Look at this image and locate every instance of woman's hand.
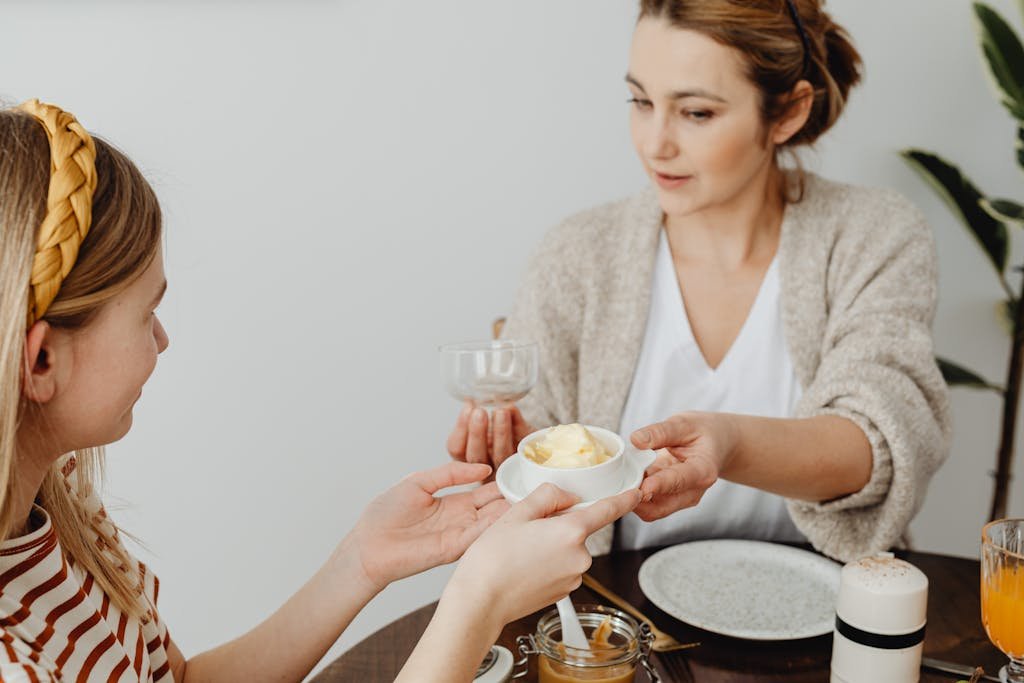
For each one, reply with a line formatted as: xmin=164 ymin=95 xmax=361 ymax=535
xmin=630 ymin=412 xmax=738 ymax=521
xmin=441 ymin=484 xmax=642 ymax=628
xmin=344 ymin=461 xmax=510 ymax=592
xmin=446 ymin=402 xmax=535 ymax=468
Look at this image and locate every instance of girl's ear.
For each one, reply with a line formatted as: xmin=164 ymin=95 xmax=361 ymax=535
xmin=23 ymin=321 xmax=59 ymax=404
xmin=771 ymin=79 xmax=814 ymax=146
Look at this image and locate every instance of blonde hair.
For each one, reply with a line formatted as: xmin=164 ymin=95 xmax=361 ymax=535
xmin=0 ymin=107 xmax=162 ymax=618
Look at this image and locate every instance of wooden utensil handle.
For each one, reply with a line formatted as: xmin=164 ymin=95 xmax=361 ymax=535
xmin=581 ymin=573 xmax=656 ymax=629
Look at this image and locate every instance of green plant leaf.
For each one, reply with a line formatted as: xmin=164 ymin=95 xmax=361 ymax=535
xmin=902 ymin=149 xmax=1009 ymax=274
xmin=1017 ymin=126 xmax=1024 ymax=169
xmin=937 ymin=356 xmax=1004 ymax=392
xmin=983 ymin=197 xmax=1024 ymax=223
xmin=975 ymin=2 xmax=1024 ymax=120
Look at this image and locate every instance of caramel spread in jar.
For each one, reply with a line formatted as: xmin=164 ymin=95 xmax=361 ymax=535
xmin=537 ymin=615 xmax=638 ymax=683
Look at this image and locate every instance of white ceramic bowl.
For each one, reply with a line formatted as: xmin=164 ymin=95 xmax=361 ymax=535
xmin=516 ymin=426 xmax=626 ymax=501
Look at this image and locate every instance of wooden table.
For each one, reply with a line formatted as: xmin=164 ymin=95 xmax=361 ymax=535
xmin=313 ymin=547 xmax=1006 ymax=682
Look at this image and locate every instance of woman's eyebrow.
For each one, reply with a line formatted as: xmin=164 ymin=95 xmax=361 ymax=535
xmin=669 ymin=88 xmax=727 ymax=103
xmin=625 ymin=74 xmax=727 ymax=103
xmin=625 ymin=73 xmax=647 ymax=91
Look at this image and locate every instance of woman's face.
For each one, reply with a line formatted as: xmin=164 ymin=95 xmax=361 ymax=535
xmin=627 ymin=17 xmax=776 ymax=218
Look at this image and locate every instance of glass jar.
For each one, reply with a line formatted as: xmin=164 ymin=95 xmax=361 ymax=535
xmin=513 ymin=604 xmax=658 ymax=682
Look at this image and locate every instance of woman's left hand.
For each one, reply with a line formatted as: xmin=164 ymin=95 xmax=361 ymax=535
xmin=630 ymin=412 xmax=737 ymax=521
xmin=345 ymin=462 xmax=509 ymax=592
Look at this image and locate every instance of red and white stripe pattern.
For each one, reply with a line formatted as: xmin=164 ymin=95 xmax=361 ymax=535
xmin=0 ymin=509 xmax=171 ymax=682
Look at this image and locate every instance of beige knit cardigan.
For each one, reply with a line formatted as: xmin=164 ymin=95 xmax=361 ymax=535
xmin=502 ymin=173 xmax=952 ymax=562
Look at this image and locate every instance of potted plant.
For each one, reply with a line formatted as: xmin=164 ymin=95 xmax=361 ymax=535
xmin=902 ymin=2 xmax=1024 ymax=521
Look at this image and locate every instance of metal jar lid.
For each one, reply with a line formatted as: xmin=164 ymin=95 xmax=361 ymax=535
xmin=474 ymin=645 xmax=513 ymax=683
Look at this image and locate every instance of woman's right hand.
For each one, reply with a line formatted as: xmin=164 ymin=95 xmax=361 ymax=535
xmin=446 ymin=402 xmax=535 ymax=468
xmin=441 ymin=484 xmax=642 ymax=628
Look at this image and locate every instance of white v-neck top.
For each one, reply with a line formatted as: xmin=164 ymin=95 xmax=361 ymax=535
xmin=616 ymin=231 xmax=806 ymax=549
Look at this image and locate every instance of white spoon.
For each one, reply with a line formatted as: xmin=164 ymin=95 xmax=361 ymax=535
xmin=555 ymin=596 xmax=590 ymax=651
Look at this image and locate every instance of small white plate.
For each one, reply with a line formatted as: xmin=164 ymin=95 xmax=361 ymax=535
xmin=496 ymin=447 xmax=655 ymax=510
xmin=638 ymin=539 xmax=841 ymax=640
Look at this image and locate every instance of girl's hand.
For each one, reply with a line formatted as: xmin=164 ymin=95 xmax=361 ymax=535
xmin=442 ymin=484 xmax=642 ymax=627
xmin=345 ymin=462 xmax=509 ymax=592
xmin=446 ymin=402 xmax=535 ymax=468
xmin=630 ymin=412 xmax=738 ymax=521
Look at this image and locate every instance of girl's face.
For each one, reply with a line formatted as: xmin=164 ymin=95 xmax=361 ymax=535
xmin=627 ymin=17 xmax=777 ymax=217
xmin=45 ymin=247 xmax=169 ymax=451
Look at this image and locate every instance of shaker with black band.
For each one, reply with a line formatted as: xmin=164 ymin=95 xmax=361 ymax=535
xmin=830 ymin=552 xmax=928 ymax=682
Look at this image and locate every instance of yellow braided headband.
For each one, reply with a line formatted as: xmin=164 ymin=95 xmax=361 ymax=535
xmin=18 ymin=99 xmax=98 ymax=327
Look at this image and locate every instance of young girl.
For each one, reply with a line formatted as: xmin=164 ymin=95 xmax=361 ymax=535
xmin=0 ymin=100 xmax=640 ymax=682
xmin=448 ymin=0 xmax=950 ymax=562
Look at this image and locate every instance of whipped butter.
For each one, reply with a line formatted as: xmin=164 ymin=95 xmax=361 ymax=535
xmin=523 ymin=424 xmax=612 ymax=468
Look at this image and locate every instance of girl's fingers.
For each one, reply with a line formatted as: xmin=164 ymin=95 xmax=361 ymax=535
xmin=409 ymin=461 xmax=492 ymax=494
xmin=459 ymin=499 xmax=512 ymax=554
xmin=477 ymin=497 xmax=511 ymax=522
xmin=470 ymin=481 xmax=505 ymax=508
xmin=569 ymin=489 xmax=642 ymax=535
xmin=507 ymin=483 xmax=580 ymax=522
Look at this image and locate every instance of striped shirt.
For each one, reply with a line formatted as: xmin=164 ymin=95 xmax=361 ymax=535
xmin=0 ymin=508 xmax=172 ymax=682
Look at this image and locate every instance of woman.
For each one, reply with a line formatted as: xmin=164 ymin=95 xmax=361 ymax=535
xmin=448 ymin=0 xmax=950 ymax=562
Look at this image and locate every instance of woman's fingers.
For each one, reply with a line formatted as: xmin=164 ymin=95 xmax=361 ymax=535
xmin=634 ymin=489 xmax=704 ymax=521
xmin=510 ymin=406 xmax=534 ymax=442
xmin=634 ymin=459 xmax=716 ymax=519
xmin=649 ymin=448 xmax=676 ymax=469
xmin=631 ymin=415 xmax=698 ymax=451
xmin=446 ymin=403 xmax=473 ymax=461
xmin=465 ymin=408 xmax=491 ymax=464
xmin=492 ymin=408 xmax=514 ymax=465
xmin=639 ymin=459 xmax=704 ymax=499
xmin=447 ymin=403 xmax=531 ymax=467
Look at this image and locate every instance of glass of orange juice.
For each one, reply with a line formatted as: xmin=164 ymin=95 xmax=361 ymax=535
xmin=982 ymin=518 xmax=1024 ymax=682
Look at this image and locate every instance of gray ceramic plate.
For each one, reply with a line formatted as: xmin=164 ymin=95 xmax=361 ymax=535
xmin=638 ymin=539 xmax=841 ymax=640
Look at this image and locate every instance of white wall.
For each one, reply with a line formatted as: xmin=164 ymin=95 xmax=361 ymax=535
xmin=3 ymin=0 xmax=1021 ymax=677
